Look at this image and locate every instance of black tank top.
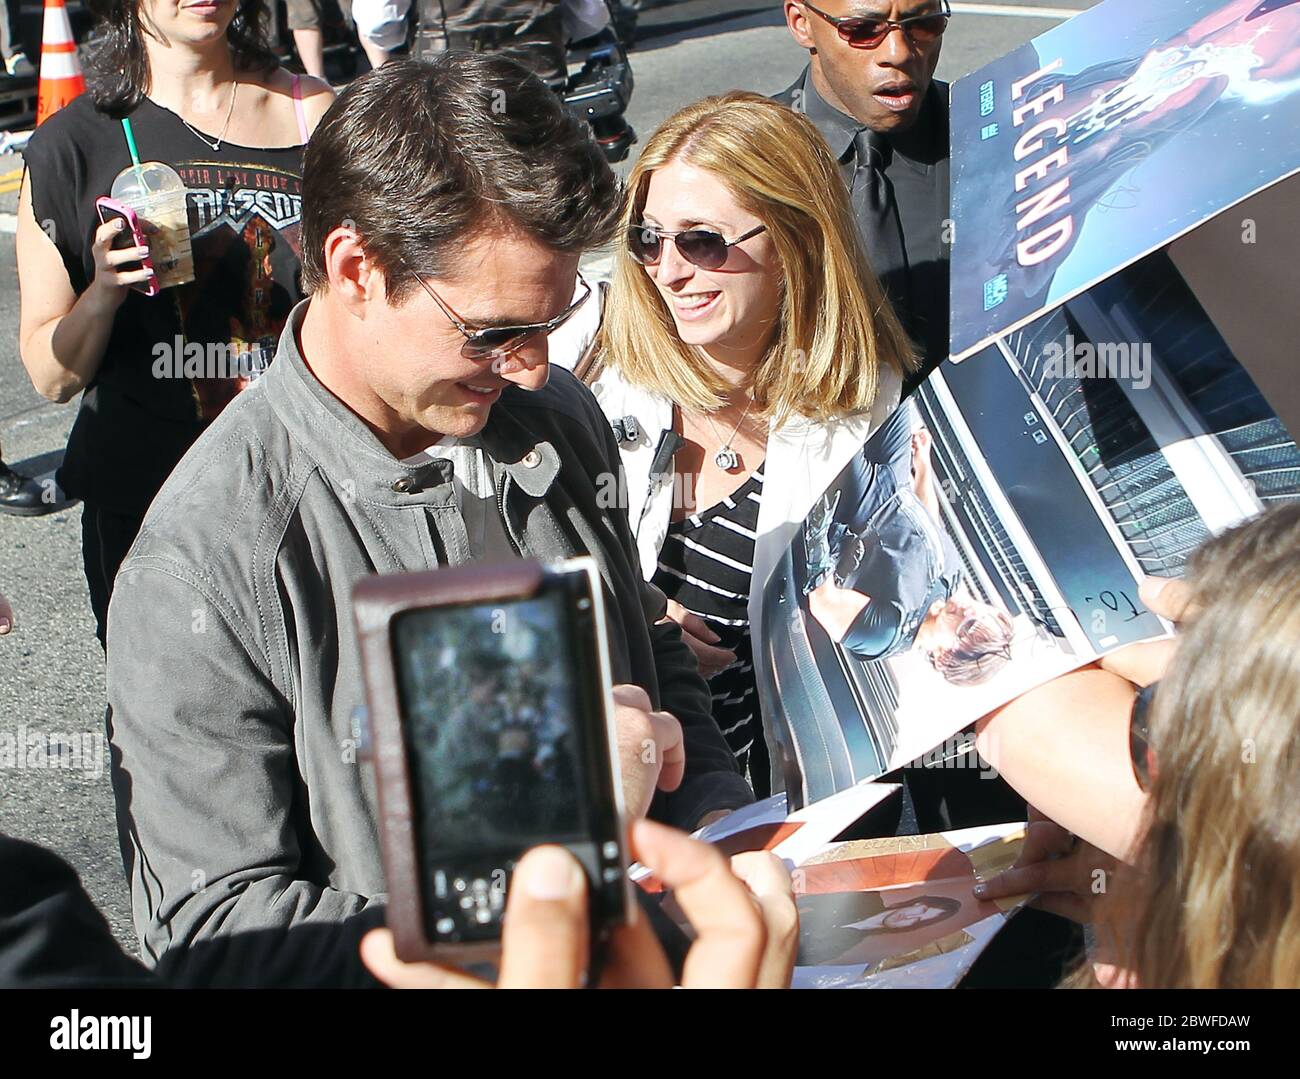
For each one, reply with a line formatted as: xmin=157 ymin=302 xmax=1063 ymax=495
xmin=23 ymin=92 xmax=308 ymax=515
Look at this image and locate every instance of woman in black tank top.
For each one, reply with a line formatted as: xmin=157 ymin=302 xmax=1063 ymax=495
xmin=15 ymin=0 xmax=333 ymax=645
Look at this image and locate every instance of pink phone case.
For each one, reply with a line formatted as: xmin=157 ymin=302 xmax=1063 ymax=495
xmin=95 ymin=196 xmax=160 ymax=298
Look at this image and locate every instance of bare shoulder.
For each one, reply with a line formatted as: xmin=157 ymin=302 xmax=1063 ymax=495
xmin=248 ymin=67 xmax=336 ymax=134
xmin=294 ymin=75 xmax=337 ymax=131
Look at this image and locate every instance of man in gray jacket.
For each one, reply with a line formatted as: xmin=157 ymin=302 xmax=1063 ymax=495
xmin=104 ymin=55 xmax=754 ymax=988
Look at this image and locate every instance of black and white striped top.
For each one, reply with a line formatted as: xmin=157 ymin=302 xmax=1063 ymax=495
xmin=651 ymin=464 xmax=771 ymax=798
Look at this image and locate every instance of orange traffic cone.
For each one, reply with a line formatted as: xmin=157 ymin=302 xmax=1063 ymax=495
xmin=35 ymin=0 xmax=86 ymax=127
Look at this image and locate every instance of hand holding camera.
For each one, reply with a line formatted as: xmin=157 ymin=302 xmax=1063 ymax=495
xmin=354 ymin=557 xmax=648 ymax=965
xmin=359 ymin=818 xmax=798 ymax=989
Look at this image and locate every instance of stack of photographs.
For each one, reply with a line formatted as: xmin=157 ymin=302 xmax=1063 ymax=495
xmin=790 ymin=824 xmax=1030 ymax=989
xmin=755 ymin=0 xmax=1300 ymax=809
xmin=757 ymin=247 xmax=1298 ymax=807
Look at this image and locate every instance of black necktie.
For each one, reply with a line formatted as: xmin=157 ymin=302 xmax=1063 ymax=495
xmin=851 ymin=128 xmax=911 ymax=322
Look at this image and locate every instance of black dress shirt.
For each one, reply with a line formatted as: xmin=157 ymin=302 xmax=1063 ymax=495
xmin=777 ymin=66 xmax=951 ymax=394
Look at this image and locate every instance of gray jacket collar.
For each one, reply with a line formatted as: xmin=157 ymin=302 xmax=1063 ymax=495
xmin=263 ymin=299 xmax=561 ymax=509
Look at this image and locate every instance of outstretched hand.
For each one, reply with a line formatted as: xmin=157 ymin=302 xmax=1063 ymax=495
xmin=611 ymin=683 xmax=685 ymax=821
xmin=360 ymin=818 xmax=798 ymax=989
xmin=1098 ymin=575 xmax=1195 ymax=688
xmin=973 ymin=811 xmax=1120 ymax=924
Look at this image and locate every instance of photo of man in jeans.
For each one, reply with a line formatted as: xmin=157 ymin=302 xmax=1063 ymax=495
xmin=804 ymin=399 xmax=1014 ymax=685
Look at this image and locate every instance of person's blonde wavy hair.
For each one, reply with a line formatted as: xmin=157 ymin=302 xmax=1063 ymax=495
xmin=1084 ymin=502 xmax=1300 ymax=988
xmin=598 ymin=92 xmax=916 ymax=427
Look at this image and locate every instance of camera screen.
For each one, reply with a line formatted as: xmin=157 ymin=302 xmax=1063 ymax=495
xmin=391 ymin=592 xmax=588 ymax=857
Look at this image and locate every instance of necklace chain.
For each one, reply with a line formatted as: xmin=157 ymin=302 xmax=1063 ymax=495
xmin=701 ymin=395 xmax=755 ymax=472
xmin=181 ymin=80 xmax=238 ymax=152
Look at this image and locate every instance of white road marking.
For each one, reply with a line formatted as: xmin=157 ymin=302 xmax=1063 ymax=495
xmin=951 ymin=2 xmax=1081 ymax=19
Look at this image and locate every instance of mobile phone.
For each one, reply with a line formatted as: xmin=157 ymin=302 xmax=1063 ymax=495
xmin=95 ymin=196 xmax=159 ymax=297
xmin=352 ymin=557 xmax=632 ymax=965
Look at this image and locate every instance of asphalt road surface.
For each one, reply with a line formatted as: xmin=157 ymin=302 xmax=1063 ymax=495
xmin=0 ymin=0 xmax=1100 ymax=955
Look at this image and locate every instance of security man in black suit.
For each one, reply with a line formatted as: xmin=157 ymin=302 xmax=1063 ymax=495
xmin=775 ymin=0 xmax=952 ymax=394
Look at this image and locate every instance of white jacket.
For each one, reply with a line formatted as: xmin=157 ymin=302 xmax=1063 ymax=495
xmin=583 ymin=362 xmax=904 ymax=646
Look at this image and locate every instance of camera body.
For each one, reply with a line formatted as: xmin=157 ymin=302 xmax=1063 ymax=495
xmin=352 ymin=557 xmax=632 ymax=964
xmin=560 ymin=39 xmax=637 ymax=162
xmin=407 ymin=0 xmax=637 ymax=162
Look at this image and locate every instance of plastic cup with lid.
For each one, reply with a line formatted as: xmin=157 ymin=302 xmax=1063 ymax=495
xmin=110 ymin=161 xmax=196 ymax=290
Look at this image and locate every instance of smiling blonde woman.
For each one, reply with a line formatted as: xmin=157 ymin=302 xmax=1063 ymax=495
xmin=567 ymin=91 xmax=916 ymax=795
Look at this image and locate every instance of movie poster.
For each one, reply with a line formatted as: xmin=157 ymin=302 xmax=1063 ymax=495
xmin=755 ymin=393 xmax=1092 ymax=806
xmin=757 ymin=247 xmax=1299 ymax=808
xmin=949 ymin=0 xmax=1300 ymax=361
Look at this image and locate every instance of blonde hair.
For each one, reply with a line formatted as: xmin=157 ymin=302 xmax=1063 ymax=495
xmin=599 ymin=92 xmax=916 ymax=427
xmin=1085 ymin=503 xmax=1300 ymax=988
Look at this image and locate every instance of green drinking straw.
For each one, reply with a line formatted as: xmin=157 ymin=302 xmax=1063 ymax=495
xmin=120 ymin=117 xmax=146 ymax=187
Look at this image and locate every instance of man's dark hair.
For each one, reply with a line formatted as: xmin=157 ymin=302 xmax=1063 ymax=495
xmin=301 ymin=54 xmax=621 ymax=301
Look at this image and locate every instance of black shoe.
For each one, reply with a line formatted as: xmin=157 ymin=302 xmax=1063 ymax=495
xmin=0 ymin=462 xmax=57 ymax=516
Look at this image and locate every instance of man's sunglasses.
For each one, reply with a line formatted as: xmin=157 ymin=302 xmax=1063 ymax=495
xmin=404 ymin=261 xmax=592 ymax=362
xmin=627 ymin=224 xmax=767 ymax=270
xmin=799 ymin=0 xmax=951 ymax=50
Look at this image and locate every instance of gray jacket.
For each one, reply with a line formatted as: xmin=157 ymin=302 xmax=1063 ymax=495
xmin=105 ymin=301 xmax=754 ymax=988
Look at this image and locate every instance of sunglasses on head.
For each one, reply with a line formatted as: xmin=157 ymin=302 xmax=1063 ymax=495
xmin=627 ymin=223 xmax=767 ymax=270
xmin=799 ymin=0 xmax=951 ymax=50
xmin=401 ymin=259 xmax=592 ymax=363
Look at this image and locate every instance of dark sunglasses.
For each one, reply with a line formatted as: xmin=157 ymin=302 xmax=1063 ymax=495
xmin=1129 ymin=680 xmax=1160 ymax=793
xmin=403 ymin=262 xmax=592 ymax=362
xmin=627 ymin=224 xmax=767 ymax=270
xmin=799 ymin=0 xmax=951 ymax=49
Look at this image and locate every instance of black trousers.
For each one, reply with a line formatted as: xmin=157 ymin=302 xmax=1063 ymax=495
xmin=0 ymin=0 xmax=22 ymax=61
xmin=80 ymin=502 xmax=145 ymax=649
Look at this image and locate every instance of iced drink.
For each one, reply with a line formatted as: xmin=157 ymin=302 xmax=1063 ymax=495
xmin=110 ymin=161 xmax=195 ymax=290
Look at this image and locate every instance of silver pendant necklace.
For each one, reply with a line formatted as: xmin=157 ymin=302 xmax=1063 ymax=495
xmin=182 ymin=80 xmax=239 ymax=152
xmin=702 ymin=395 xmax=755 ymax=472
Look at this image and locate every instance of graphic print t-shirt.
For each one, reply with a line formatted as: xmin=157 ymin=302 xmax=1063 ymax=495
xmin=23 ymin=93 xmax=306 ymax=515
